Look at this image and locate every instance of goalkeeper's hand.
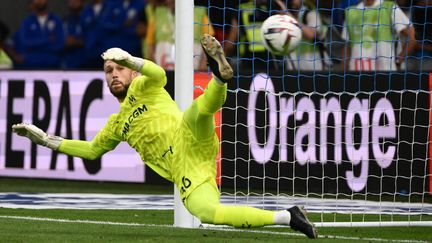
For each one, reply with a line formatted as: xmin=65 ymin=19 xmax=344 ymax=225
xmin=12 ymin=123 xmax=63 ymax=151
xmin=101 ymin=47 xmax=144 ymax=71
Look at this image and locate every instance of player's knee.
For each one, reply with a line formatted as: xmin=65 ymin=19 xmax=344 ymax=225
xmin=197 ymin=204 xmax=218 ymax=224
xmin=185 ymin=181 xmax=221 ymax=224
xmin=187 ymin=201 xmax=218 ymax=224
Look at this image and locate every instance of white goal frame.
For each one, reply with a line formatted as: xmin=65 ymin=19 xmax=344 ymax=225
xmin=173 ymin=0 xmax=200 ymax=228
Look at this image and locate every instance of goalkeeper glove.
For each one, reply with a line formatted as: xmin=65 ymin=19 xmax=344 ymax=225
xmin=101 ymin=47 xmax=144 ymax=71
xmin=12 ymin=123 xmax=63 ymax=151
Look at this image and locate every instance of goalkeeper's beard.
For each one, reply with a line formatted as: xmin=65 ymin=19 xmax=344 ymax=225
xmin=109 ymin=81 xmax=130 ymax=100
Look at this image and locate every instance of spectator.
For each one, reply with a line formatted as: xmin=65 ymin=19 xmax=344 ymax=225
xmin=341 ymin=0 xmax=415 ymax=71
xmin=63 ymin=0 xmax=85 ymax=69
xmin=193 ymin=4 xmax=215 ymax=70
xmin=332 ymin=0 xmax=361 ymax=30
xmin=100 ymin=0 xmax=144 ymax=58
xmin=408 ymin=0 xmax=432 ymax=71
xmin=146 ymin=0 xmax=214 ymax=71
xmin=0 ymin=20 xmax=13 ymax=69
xmin=237 ymin=0 xmax=286 ymax=71
xmin=136 ymin=0 xmax=153 ymax=59
xmin=14 ymin=0 xmax=65 ymax=69
xmin=146 ymin=0 xmax=175 ymax=70
xmin=397 ymin=0 xmax=412 ymax=16
xmin=202 ymin=0 xmax=238 ymax=58
xmin=80 ymin=0 xmax=108 ymax=69
xmin=286 ymin=0 xmax=330 ymax=71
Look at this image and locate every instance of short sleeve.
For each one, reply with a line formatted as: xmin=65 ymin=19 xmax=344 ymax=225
xmin=341 ymin=21 xmax=348 ymax=41
xmin=392 ymin=5 xmax=410 ymax=34
xmin=304 ymin=10 xmax=320 ymax=29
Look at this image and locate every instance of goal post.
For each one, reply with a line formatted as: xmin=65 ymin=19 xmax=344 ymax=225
xmin=173 ymin=0 xmax=200 ymax=228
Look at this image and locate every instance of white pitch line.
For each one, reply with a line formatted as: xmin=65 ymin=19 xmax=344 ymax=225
xmin=0 ymin=215 xmax=427 ymax=243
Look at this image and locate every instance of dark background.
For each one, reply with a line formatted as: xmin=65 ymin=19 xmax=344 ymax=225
xmin=0 ymin=0 xmax=74 ymax=36
xmin=220 ymin=71 xmax=431 ymax=195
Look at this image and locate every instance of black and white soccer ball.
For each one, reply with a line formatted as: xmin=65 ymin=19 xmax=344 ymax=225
xmin=260 ymin=14 xmax=302 ymax=56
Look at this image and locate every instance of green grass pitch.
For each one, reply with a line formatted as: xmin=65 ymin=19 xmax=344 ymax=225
xmin=0 ymin=177 xmax=431 ymax=242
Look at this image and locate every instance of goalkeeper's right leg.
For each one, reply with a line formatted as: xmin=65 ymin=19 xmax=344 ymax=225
xmin=193 ymin=34 xmax=231 ymax=117
xmin=183 ymin=34 xmax=233 ymax=139
xmin=201 ymin=34 xmax=233 ymax=83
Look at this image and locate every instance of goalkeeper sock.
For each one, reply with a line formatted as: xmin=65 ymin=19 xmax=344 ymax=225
xmin=274 ymin=210 xmax=291 ymax=225
xmin=213 ymin=205 xmax=275 ymax=227
xmin=212 ymin=75 xmax=225 ymax=86
xmin=197 ymin=79 xmax=227 ymax=115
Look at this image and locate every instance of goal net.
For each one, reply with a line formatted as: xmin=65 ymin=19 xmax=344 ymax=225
xmin=197 ymin=0 xmax=432 ymax=227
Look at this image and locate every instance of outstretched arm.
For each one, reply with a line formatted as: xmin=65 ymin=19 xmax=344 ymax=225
xmin=12 ymin=123 xmax=118 ymax=160
xmin=58 ymin=137 xmax=114 ymax=161
xmin=101 ymin=48 xmax=167 ymax=88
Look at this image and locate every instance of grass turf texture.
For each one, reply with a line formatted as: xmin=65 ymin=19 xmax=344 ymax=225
xmin=0 ymin=177 xmax=431 ymax=242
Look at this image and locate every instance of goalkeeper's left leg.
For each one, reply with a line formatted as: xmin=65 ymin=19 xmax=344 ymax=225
xmin=185 ymin=181 xmax=275 ymax=227
xmin=185 ymin=181 xmax=317 ymax=238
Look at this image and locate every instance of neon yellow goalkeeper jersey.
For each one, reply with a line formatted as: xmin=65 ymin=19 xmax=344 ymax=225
xmin=59 ymin=61 xmax=182 ymax=181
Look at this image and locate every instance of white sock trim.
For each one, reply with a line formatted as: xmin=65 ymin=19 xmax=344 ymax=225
xmin=273 ymin=210 xmax=291 ymax=225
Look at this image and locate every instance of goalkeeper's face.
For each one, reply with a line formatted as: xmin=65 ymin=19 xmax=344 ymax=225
xmin=104 ymin=61 xmax=138 ymax=100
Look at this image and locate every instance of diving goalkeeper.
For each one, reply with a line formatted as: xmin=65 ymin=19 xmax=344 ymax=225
xmin=12 ymin=34 xmax=317 ymax=238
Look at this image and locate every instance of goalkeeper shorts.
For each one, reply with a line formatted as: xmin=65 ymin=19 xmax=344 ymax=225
xmin=170 ymin=118 xmax=219 ymax=203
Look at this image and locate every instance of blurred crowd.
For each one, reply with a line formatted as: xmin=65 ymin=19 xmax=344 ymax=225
xmin=0 ymin=0 xmax=431 ymax=72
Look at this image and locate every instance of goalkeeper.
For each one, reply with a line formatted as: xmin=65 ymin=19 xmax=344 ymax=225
xmin=12 ymin=34 xmax=317 ymax=239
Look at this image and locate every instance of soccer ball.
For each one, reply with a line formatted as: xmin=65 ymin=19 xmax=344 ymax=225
xmin=260 ymin=14 xmax=302 ymax=56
